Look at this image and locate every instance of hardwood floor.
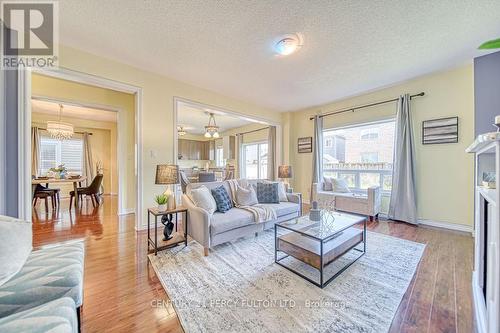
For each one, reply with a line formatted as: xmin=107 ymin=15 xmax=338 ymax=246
xmin=32 ymin=196 xmax=474 ymax=333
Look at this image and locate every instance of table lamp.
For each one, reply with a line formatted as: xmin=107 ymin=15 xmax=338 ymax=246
xmin=155 ymin=164 xmax=179 ymax=241
xmin=155 ymin=164 xmax=179 ymax=210
xmin=278 ymin=165 xmax=293 ymax=192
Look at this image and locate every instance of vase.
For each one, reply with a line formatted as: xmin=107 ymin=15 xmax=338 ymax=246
xmin=158 ymin=204 xmax=167 ymax=212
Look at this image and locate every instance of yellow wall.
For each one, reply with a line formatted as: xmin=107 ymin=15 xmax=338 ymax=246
xmin=31 ymin=74 xmax=136 ymax=212
xmin=32 ymin=113 xmax=117 ymax=197
xmin=56 ymin=45 xmax=282 ymax=228
xmin=287 ymin=65 xmax=474 ymax=227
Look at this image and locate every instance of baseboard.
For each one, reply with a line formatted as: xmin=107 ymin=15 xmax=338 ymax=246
xmin=418 ymin=219 xmax=473 ymax=235
xmin=119 ymin=208 xmax=135 ymax=215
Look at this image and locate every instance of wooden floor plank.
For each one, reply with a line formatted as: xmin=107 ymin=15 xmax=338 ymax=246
xmin=32 ymin=197 xmax=474 ymax=333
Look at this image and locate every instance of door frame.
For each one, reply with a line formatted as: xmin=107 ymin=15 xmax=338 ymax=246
xmin=19 ymin=67 xmax=144 ymax=229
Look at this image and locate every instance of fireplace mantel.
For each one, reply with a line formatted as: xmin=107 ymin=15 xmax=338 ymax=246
xmin=467 ymin=136 xmax=500 ymax=333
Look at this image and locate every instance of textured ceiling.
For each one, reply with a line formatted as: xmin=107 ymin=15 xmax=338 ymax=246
xmin=177 ymin=102 xmax=256 ymax=135
xmin=59 ymin=0 xmax=500 ymax=111
xmin=32 ymin=99 xmax=118 ymax=122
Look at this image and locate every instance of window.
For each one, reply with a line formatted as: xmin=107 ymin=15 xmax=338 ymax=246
xmin=360 ymin=128 xmax=379 ymax=140
xmin=322 ymin=120 xmax=395 ymax=213
xmin=216 ymin=147 xmax=224 ymax=167
xmin=242 ymin=142 xmax=268 ymax=179
xmin=360 ymin=152 xmax=378 ymax=163
xmin=39 ymin=134 xmax=83 ymax=175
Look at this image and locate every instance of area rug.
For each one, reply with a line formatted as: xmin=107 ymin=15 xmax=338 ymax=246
xmin=149 ymin=230 xmax=425 ymax=333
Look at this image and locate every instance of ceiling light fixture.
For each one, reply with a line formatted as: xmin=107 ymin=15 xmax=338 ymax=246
xmin=204 ymin=113 xmax=220 ymax=138
xmin=177 ymin=126 xmax=186 ymax=136
xmin=274 ymin=33 xmax=303 ymax=56
xmin=47 ymin=104 xmax=74 ymax=140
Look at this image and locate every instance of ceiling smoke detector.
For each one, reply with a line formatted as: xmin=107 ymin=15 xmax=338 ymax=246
xmin=274 ymin=34 xmax=303 ymax=56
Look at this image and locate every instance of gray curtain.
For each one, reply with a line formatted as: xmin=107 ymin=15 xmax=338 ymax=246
xmin=31 ymin=127 xmax=40 ymax=177
xmin=267 ymin=126 xmax=276 ymax=180
xmin=312 ymin=116 xmax=323 ymax=184
xmin=388 ymin=94 xmax=418 ymax=224
xmin=82 ymin=132 xmax=94 ymax=187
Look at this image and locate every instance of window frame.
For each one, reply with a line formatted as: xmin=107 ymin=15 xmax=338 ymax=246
xmin=322 ymin=118 xmax=395 ymax=196
xmin=241 ymin=141 xmax=268 ymax=180
xmin=38 ymin=133 xmax=84 ymax=175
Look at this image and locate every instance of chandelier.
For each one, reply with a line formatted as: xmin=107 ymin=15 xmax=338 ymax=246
xmin=47 ymin=104 xmax=74 ymax=140
xmin=204 ymin=113 xmax=220 ymax=138
xmin=177 ymin=126 xmax=186 ymax=136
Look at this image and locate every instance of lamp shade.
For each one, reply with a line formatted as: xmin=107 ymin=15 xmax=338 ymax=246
xmin=155 ymin=164 xmax=179 ymax=184
xmin=278 ymin=165 xmax=293 ymax=179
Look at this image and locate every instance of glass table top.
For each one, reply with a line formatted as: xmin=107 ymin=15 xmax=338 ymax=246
xmin=277 ymin=211 xmax=366 ymax=241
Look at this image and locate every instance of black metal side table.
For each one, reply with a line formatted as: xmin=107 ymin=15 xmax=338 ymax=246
xmin=147 ymin=206 xmax=188 ymax=255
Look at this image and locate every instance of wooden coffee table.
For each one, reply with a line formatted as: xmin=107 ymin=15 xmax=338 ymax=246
xmin=275 ymin=212 xmax=366 ymax=288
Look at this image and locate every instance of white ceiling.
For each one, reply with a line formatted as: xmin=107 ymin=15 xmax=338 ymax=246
xmin=32 ymin=99 xmax=118 ymax=122
xmin=59 ymin=1 xmax=500 ymax=111
xmin=177 ymin=102 xmax=256 ymax=135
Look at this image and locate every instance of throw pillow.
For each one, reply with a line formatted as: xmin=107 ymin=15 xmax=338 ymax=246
xmin=235 ymin=185 xmax=258 ymax=206
xmin=211 ymin=185 xmax=233 ymax=213
xmin=332 ymin=178 xmax=351 ymax=193
xmin=256 ymin=182 xmax=280 ymax=204
xmin=0 ymin=215 xmax=32 ymax=287
xmin=323 ymin=176 xmax=333 ymax=191
xmin=189 ymin=186 xmax=217 ymax=214
xmin=277 ymin=181 xmax=288 ymax=202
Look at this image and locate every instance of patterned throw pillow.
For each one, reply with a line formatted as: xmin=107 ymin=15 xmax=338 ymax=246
xmin=256 ymin=182 xmax=280 ymax=204
xmin=211 ymin=185 xmax=233 ymax=213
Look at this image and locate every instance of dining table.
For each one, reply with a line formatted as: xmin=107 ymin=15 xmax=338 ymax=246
xmin=32 ymin=176 xmax=87 ymax=208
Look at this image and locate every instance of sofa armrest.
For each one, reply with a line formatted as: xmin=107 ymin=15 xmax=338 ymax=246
xmin=286 ymin=192 xmax=301 ymax=204
xmin=182 ymin=194 xmax=211 ymax=248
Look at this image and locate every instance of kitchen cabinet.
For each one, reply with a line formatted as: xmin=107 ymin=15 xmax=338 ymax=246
xmin=178 ymin=139 xmax=215 ymax=160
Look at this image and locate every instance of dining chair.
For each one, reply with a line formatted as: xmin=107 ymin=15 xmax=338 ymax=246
xmin=69 ymin=174 xmax=104 ymax=209
xmin=198 ymin=172 xmax=216 ymax=182
xmin=33 ymin=185 xmax=56 ymax=212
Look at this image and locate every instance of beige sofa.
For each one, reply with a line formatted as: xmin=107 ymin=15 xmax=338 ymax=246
xmin=182 ymin=179 xmax=302 ymax=256
xmin=312 ymin=181 xmax=381 ymax=220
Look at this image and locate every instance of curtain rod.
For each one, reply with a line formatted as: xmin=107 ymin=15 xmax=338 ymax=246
xmin=309 ymin=92 xmax=425 ymax=120
xmin=236 ymin=126 xmax=269 ymax=136
xmin=36 ymin=127 xmax=93 ymax=135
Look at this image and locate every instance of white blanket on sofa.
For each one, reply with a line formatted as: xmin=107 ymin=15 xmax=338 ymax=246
xmin=227 ymin=180 xmax=277 ymax=223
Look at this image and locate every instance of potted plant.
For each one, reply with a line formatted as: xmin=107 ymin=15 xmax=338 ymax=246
xmin=155 ymin=194 xmax=169 ymax=212
xmin=50 ymin=164 xmax=68 ymax=179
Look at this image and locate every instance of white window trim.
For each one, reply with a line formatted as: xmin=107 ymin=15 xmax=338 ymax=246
xmin=241 ymin=141 xmax=268 ymax=179
xmin=38 ymin=134 xmax=84 ymax=175
xmin=322 ymin=118 xmax=395 ymax=195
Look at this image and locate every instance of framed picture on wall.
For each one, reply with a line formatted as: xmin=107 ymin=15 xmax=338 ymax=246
xmin=298 ymin=137 xmax=313 ymax=153
xmin=422 ymin=117 xmax=459 ymax=144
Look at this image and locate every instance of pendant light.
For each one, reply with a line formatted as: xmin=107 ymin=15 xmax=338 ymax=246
xmin=204 ymin=113 xmax=220 ymax=138
xmin=47 ymin=104 xmax=74 ymax=140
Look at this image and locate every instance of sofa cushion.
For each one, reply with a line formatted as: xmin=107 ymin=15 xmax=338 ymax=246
xmin=189 ymin=186 xmax=217 ymax=214
xmin=323 ymin=177 xmax=333 ymax=191
xmin=259 ymin=202 xmax=300 ymax=217
xmin=332 ymin=178 xmax=351 ymax=193
xmin=211 ymin=185 xmax=233 ymax=213
xmin=210 ymin=208 xmax=255 ymax=235
xmin=0 ymin=297 xmax=77 ymax=333
xmin=0 ymin=241 xmax=84 ymax=318
xmin=0 ymin=215 xmax=32 ymax=287
xmin=256 ymin=182 xmax=279 ymax=204
xmin=235 ymin=185 xmax=258 ymax=206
